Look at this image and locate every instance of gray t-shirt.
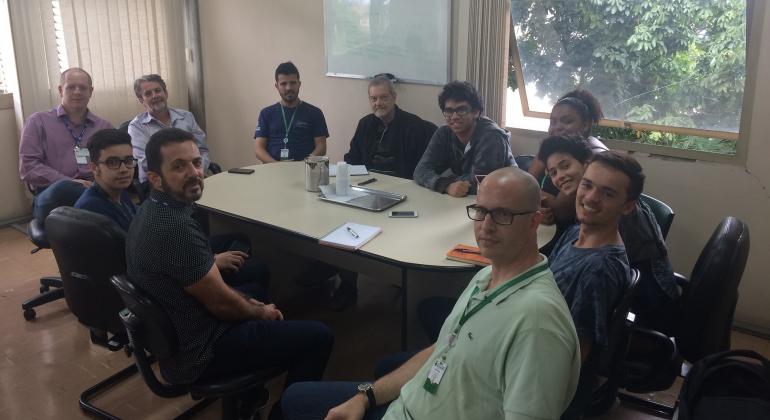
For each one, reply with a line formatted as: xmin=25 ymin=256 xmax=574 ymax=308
xmin=549 ymin=225 xmax=630 ymax=349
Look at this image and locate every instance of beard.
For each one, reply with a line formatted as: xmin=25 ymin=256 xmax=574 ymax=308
xmin=161 ymin=175 xmax=204 ymax=204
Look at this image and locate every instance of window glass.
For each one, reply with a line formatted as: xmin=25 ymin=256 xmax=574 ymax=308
xmin=509 ymin=0 xmax=747 ymax=155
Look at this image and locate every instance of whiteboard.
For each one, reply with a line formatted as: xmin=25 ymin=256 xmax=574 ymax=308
xmin=323 ymin=0 xmax=450 ymax=86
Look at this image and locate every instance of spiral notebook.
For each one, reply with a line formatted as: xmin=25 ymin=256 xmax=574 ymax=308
xmin=319 ymin=222 xmax=382 ymax=251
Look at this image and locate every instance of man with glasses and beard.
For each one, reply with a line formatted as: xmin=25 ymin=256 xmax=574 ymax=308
xmin=126 ymin=128 xmax=333 ymax=420
xmin=413 ymin=81 xmax=515 ymax=197
xmin=343 ymin=75 xmax=436 ymax=179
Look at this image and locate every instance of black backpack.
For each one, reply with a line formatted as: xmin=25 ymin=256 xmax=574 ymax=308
xmin=677 ymin=350 xmax=770 ymax=420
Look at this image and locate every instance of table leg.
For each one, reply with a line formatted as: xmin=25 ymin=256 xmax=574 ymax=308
xmin=401 ymin=267 xmax=408 ymax=350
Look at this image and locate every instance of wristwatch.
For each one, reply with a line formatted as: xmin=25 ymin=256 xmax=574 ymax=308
xmin=357 ymin=382 xmax=376 ymax=409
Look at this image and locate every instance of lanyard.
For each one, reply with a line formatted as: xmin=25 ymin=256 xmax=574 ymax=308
xmin=455 ymin=263 xmax=548 ymax=332
xmin=279 ymin=103 xmax=299 ymax=144
xmin=63 ymin=117 xmax=88 ymax=148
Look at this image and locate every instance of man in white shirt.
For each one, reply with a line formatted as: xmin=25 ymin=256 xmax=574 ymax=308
xmin=128 ymin=74 xmax=210 ymax=182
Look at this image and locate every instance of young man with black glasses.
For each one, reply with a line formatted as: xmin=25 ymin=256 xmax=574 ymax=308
xmin=413 ymin=80 xmax=515 ymax=197
xmin=74 ymin=128 xmax=137 ymax=231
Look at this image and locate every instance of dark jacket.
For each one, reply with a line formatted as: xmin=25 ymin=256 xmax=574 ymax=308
xmin=343 ymin=106 xmax=437 ymax=179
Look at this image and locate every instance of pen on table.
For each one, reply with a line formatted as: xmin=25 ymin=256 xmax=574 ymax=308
xmin=358 ymin=177 xmax=377 ymax=186
xmin=346 ymin=226 xmax=360 ymax=238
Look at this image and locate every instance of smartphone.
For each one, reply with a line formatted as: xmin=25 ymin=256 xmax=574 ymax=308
xmin=389 ymin=210 xmax=418 ymax=218
xmin=228 ymin=168 xmax=255 ymax=175
xmin=228 ymin=240 xmax=251 ymax=254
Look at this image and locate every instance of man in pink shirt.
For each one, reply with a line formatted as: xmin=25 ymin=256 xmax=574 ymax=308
xmin=19 ymin=67 xmax=113 ymax=223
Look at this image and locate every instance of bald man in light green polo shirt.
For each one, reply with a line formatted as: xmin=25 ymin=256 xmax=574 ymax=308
xmin=282 ymin=167 xmax=581 ymax=420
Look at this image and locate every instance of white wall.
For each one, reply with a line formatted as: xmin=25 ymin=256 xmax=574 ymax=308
xmin=198 ymin=0 xmax=770 ymax=332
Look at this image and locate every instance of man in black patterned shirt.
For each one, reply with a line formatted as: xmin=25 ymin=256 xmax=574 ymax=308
xmin=126 ymin=127 xmax=333 ymax=419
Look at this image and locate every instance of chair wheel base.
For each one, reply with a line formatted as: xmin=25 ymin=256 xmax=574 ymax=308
xmin=23 ymin=308 xmax=36 ymax=321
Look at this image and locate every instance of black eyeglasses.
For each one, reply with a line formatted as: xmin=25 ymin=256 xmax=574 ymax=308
xmin=442 ymin=106 xmax=472 ymax=119
xmin=95 ymin=157 xmax=138 ymax=169
xmin=466 ymin=204 xmax=536 ymax=225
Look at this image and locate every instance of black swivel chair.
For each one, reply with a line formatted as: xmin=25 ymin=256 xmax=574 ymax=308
xmin=111 ymin=274 xmax=281 ymax=419
xmin=639 ymin=194 xmax=675 ymax=240
xmin=21 ymin=189 xmax=82 ymax=320
xmin=514 ymin=154 xmax=535 ymax=172
xmin=44 ymin=206 xmax=139 ymax=418
xmin=619 ymin=216 xmax=751 ymax=417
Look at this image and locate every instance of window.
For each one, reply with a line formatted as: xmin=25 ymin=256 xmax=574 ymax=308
xmin=7 ymin=0 xmax=187 ymax=124
xmin=507 ymin=0 xmax=749 ymax=156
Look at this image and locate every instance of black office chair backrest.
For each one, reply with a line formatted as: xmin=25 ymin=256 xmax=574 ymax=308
xmin=597 ymin=268 xmax=641 ymax=376
xmin=677 ymin=216 xmax=750 ymax=363
xmin=514 ymin=154 xmax=535 ymax=172
xmin=45 ymin=207 xmax=127 ymax=335
xmin=111 ymin=274 xmax=188 ymax=398
xmin=639 ymin=194 xmax=675 ymax=239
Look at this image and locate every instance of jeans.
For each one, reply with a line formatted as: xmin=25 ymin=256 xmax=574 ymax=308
xmin=32 ymin=180 xmax=87 ymax=225
xmin=282 ymin=350 xmax=419 ymax=420
xmin=201 ymin=320 xmax=334 ymax=420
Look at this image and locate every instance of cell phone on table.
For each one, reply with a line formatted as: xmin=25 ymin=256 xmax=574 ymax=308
xmin=389 ymin=210 xmax=418 ymax=218
xmin=228 ymin=167 xmax=255 ymax=175
xmin=228 ymin=240 xmax=251 ymax=255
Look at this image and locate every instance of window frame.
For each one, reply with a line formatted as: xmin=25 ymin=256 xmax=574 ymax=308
xmin=505 ymin=0 xmax=761 ymax=165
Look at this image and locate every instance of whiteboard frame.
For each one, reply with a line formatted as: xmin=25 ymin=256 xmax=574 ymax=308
xmin=323 ymin=0 xmax=451 ymax=86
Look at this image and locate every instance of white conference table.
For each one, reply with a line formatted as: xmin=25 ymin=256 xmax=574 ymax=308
xmin=197 ymin=162 xmax=555 ymax=347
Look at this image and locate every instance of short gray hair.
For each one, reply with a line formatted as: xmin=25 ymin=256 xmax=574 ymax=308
xmin=368 ymin=76 xmax=396 ymax=96
xmin=133 ymin=74 xmax=167 ymax=99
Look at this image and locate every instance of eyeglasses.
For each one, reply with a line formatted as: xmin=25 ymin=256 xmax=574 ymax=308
xmin=466 ymin=204 xmax=536 ymax=225
xmin=442 ymin=106 xmax=472 ymax=119
xmin=95 ymin=157 xmax=138 ymax=169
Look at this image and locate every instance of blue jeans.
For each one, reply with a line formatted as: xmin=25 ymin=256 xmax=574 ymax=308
xmin=281 ymin=350 xmax=419 ymax=420
xmin=32 ymin=179 xmax=87 ymax=225
xmin=201 ymin=320 xmax=334 ymax=420
xmin=282 ymin=382 xmax=390 ymax=420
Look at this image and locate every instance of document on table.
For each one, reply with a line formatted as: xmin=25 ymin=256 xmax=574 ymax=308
xmin=330 ymin=164 xmax=369 ymax=176
xmin=319 ymin=222 xmax=382 ymax=251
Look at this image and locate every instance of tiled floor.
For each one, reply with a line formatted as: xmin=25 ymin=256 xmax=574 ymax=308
xmin=1 ymin=225 xmax=768 ymax=419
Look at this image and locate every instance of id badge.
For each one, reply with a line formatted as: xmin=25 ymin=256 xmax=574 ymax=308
xmin=422 ymin=358 xmax=448 ymax=394
xmin=279 ymin=148 xmax=290 ymax=160
xmin=74 ymin=147 xmax=90 ymax=165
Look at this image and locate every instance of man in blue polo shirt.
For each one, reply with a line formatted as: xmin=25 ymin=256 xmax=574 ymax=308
xmin=254 ymin=62 xmax=329 ymax=162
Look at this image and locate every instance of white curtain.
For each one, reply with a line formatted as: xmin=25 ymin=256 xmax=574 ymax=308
xmin=466 ymin=0 xmax=509 ymax=126
xmin=49 ymin=0 xmax=187 ymax=125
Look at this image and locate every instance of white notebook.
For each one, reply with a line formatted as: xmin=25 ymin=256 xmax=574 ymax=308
xmin=319 ymin=222 xmax=382 ymax=251
xmin=330 ymin=164 xmax=369 ymax=177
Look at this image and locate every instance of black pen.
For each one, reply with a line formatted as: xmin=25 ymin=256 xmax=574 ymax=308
xmin=358 ymin=178 xmax=377 ymax=186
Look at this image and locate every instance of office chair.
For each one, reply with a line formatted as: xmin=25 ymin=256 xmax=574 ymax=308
xmin=111 ymin=274 xmax=281 ymax=419
xmin=44 ymin=206 xmax=139 ymax=418
xmin=21 ymin=186 xmax=83 ymax=320
xmin=639 ymin=194 xmax=675 ymax=239
xmin=514 ymin=154 xmax=535 ymax=172
xmin=618 ymin=216 xmax=750 ymax=417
